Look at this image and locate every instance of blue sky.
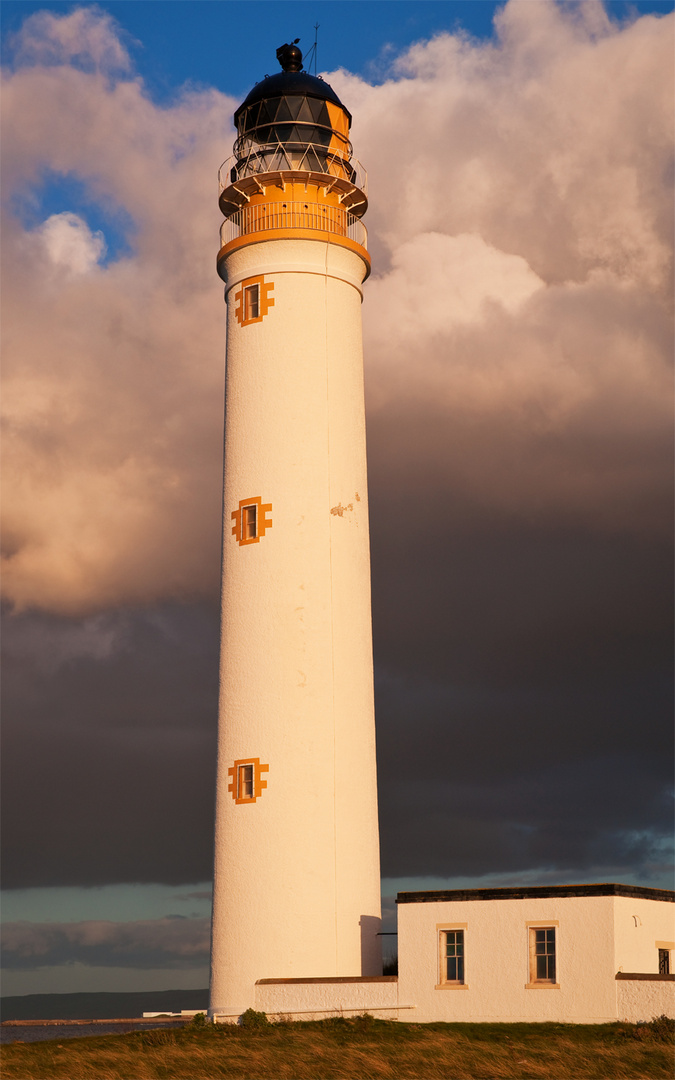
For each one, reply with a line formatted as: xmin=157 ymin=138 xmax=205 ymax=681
xmin=3 ymin=1 xmax=672 ymax=100
xmin=3 ymin=0 xmax=671 ymax=257
xmin=2 ymin=0 xmax=673 ymax=998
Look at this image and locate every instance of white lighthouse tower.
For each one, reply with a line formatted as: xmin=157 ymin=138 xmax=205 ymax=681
xmin=209 ymin=42 xmax=382 ymax=1019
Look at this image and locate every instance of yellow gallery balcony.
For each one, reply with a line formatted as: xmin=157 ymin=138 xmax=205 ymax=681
xmin=219 ymin=200 xmax=368 ymax=250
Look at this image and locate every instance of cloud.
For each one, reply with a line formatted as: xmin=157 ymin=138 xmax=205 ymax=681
xmin=1 ymin=604 xmax=218 ymax=889
xmin=1 ymin=2 xmax=671 ymax=618
xmin=1 ymin=916 xmax=210 ymax=970
xmin=367 ymin=232 xmax=545 ymax=332
xmin=2 ymin=12 xmax=233 ymax=615
xmin=1 ymin=2 xmax=672 ymax=892
xmin=38 ymin=211 xmax=106 ymax=274
xmin=8 ymin=7 xmax=132 ymax=73
xmin=343 ymin=3 xmax=673 ymax=541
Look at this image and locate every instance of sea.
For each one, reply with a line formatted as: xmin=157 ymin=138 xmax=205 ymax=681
xmin=1 ymin=989 xmax=209 ymax=1044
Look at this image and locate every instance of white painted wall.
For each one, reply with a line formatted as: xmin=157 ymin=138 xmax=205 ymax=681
xmin=398 ymin=895 xmax=635 ymax=1023
xmin=210 ymin=237 xmax=381 ymax=1018
xmin=255 ymin=977 xmax=401 ymax=1020
xmin=613 ymin=895 xmax=675 ymax=974
xmin=616 ymin=978 xmax=675 ymax=1022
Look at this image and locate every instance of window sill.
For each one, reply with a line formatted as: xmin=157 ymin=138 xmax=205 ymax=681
xmin=435 ymin=983 xmax=469 ymax=990
xmin=525 ymin=982 xmax=560 ymax=990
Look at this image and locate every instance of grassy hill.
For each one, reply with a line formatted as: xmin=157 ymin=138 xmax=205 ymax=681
xmin=1 ymin=1013 xmax=673 ymax=1079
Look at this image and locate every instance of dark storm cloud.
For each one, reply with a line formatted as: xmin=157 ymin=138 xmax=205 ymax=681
xmin=2 ymin=517 xmax=671 ymax=889
xmin=1 ymin=604 xmax=219 ymax=888
xmin=369 ymin=485 xmax=673 ymax=881
xmin=1 ymin=916 xmax=210 ymax=970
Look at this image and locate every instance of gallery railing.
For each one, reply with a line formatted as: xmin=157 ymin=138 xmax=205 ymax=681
xmin=219 ymin=201 xmax=368 ymax=249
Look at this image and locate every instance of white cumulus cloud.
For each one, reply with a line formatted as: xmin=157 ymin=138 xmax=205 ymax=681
xmin=39 ymin=211 xmax=106 ymax=275
xmin=9 ymin=7 xmax=131 ymax=72
xmin=1 ymin=1 xmax=672 ymax=614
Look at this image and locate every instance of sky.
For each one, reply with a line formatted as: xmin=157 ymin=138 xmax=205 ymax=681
xmin=1 ymin=0 xmax=673 ymax=998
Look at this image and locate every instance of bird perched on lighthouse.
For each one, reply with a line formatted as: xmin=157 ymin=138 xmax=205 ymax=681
xmin=209 ymin=41 xmax=381 ymax=1020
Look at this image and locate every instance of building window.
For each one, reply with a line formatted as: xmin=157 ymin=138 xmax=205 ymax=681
xmin=227 ymin=758 xmax=269 ymax=804
xmin=444 ymin=930 xmax=464 ymax=983
xmin=242 ymin=503 xmax=257 ymax=540
xmin=244 ymin=284 xmax=260 ymax=321
xmin=238 ymin=763 xmax=254 ymax=800
xmin=530 ymin=927 xmax=556 ymax=983
xmin=231 ymin=496 xmax=272 ymax=546
xmin=437 ymin=926 xmax=467 ymax=988
xmin=234 ymin=275 xmax=275 ymax=326
xmin=659 ymin=949 xmax=670 ymax=975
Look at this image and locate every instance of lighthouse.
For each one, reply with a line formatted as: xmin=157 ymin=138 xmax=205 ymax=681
xmin=209 ymin=42 xmax=382 ymax=1019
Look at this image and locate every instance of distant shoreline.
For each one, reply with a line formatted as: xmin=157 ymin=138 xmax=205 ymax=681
xmin=3 ymin=1017 xmax=191 ymax=1026
xmin=1 ymin=989 xmax=208 ymax=1023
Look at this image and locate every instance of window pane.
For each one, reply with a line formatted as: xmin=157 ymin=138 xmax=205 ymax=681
xmin=243 ymin=505 xmax=257 ymax=539
xmin=297 ymin=98 xmax=314 ymax=123
xmin=245 ymin=285 xmax=260 ymax=320
xmin=240 ymin=764 xmax=254 ymax=798
xmin=532 ymin=927 xmax=556 ymax=981
xmin=274 ymin=98 xmax=292 ymax=122
xmin=445 ymin=930 xmax=464 ymax=982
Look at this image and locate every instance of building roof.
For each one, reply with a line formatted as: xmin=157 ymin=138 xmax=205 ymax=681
xmin=396 ymin=883 xmax=674 ymax=904
xmin=234 ymin=71 xmax=350 ymax=127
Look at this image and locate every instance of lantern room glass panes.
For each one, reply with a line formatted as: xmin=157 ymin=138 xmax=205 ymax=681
xmin=232 ymin=95 xmax=355 ymax=184
xmin=239 ymin=95 xmax=334 ymax=142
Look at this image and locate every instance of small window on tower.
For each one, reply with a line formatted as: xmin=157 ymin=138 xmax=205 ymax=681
xmin=242 ymin=503 xmax=257 ymax=541
xmin=659 ymin=948 xmax=670 ymax=975
xmin=238 ymin=763 xmax=254 ymax=801
xmin=231 ymin=496 xmax=272 ymax=546
xmin=244 ymin=284 xmax=260 ymax=321
xmin=234 ymin=276 xmax=274 ymax=327
xmin=228 ymin=757 xmax=269 ymax=804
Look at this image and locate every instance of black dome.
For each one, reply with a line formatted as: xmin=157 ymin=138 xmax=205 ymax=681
xmin=234 ymin=70 xmax=351 ymax=127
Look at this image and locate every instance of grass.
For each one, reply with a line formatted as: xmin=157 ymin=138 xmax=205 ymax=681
xmin=1 ymin=1013 xmax=673 ymax=1079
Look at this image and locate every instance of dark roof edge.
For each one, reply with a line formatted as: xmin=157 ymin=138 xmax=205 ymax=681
xmin=234 ymin=71 xmax=351 ymax=126
xmin=615 ymin=972 xmax=675 ymax=981
xmin=256 ymin=976 xmax=397 ymax=985
xmin=396 ymin=883 xmax=675 ymax=904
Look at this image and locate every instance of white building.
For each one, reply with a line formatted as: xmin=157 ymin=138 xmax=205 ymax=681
xmin=396 ymin=883 xmax=674 ymax=1024
xmin=207 ymin=46 xmax=674 ymax=1027
xmin=247 ymin=883 xmax=675 ymax=1024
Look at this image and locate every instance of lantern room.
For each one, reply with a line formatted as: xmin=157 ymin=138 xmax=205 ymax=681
xmin=217 ymin=42 xmax=369 ymax=281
